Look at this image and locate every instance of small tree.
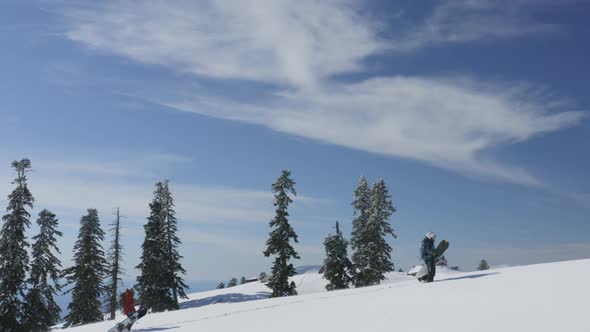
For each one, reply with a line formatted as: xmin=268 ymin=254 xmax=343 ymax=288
xmin=105 ymin=208 xmax=125 ymax=320
xmin=263 ymin=170 xmax=300 ymax=297
xmin=258 ymin=272 xmax=267 ymax=281
xmin=227 ymin=277 xmax=238 ymax=287
xmin=22 ymin=209 xmax=63 ymax=331
xmin=216 ymin=282 xmax=225 ymax=289
xmin=323 ymin=221 xmax=353 ymax=291
xmin=240 ymin=276 xmax=247 ymax=285
xmin=477 ymin=259 xmax=490 ymax=271
xmin=398 ymin=268 xmax=403 ymax=273
xmin=63 ymin=209 xmax=108 ymax=327
xmin=0 ymin=159 xmax=34 ymax=331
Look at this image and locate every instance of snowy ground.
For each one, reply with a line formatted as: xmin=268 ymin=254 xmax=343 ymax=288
xmin=60 ymin=259 xmax=588 ymax=331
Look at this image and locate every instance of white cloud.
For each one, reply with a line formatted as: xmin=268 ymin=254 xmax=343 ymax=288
xmin=61 ymin=0 xmax=585 ymax=186
xmin=0 ymin=154 xmax=280 ymax=225
xmin=64 ymin=0 xmax=383 ymax=89
xmin=392 ymin=0 xmax=559 ymax=51
xmin=158 ymin=78 xmax=583 ymax=186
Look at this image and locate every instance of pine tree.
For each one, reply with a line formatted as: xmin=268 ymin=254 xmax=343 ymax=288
xmin=263 ymin=170 xmax=300 ymax=297
xmin=352 ymin=179 xmax=397 ymax=287
xmin=350 ymin=176 xmax=370 ymax=287
xmin=227 ymin=277 xmax=238 ymax=287
xmin=22 ymin=209 xmax=63 ymax=331
xmin=105 ymin=208 xmax=125 ymax=320
xmin=323 ymin=221 xmax=353 ymax=291
xmin=477 ymin=259 xmax=490 ymax=271
xmin=216 ymin=282 xmax=225 ymax=289
xmin=63 ymin=209 xmax=108 ymax=327
xmin=0 ymin=159 xmax=34 ymax=331
xmin=240 ymin=276 xmax=247 ymax=285
xmin=136 ymin=198 xmax=174 ymax=312
xmin=158 ymin=181 xmax=188 ymax=308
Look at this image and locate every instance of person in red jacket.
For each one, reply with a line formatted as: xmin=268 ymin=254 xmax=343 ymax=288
xmin=122 ymin=288 xmax=136 ymax=318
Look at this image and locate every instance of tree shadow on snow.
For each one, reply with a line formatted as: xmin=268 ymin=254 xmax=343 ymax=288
xmin=180 ymin=292 xmax=270 ymax=310
xmin=133 ymin=327 xmax=180 ymax=331
xmin=436 ymin=272 xmax=500 ymax=283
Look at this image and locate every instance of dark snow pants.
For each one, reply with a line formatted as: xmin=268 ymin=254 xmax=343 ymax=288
xmin=425 ymin=258 xmax=436 ymax=282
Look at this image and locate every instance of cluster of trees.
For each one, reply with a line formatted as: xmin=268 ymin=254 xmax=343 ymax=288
xmin=262 ymin=172 xmax=398 ymax=296
xmin=0 ymin=159 xmax=62 ymax=331
xmin=0 ymin=159 xmax=188 ymax=330
xmin=217 ymin=276 xmax=249 ymax=289
xmin=323 ymin=176 xmax=397 ymax=290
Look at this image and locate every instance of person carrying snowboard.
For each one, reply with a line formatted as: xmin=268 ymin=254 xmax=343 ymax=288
xmin=419 ymin=232 xmax=438 ymax=282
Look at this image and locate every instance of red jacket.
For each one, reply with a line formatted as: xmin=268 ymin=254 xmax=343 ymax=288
xmin=122 ymin=290 xmax=136 ymax=316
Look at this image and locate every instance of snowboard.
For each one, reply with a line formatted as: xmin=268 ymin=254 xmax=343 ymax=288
xmin=415 ymin=240 xmax=449 ymax=280
xmin=107 ymin=307 xmax=147 ymax=332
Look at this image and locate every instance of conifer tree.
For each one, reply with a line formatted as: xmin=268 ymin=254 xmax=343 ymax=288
xmin=323 ymin=221 xmax=353 ymax=291
xmin=240 ymin=276 xmax=247 ymax=285
xmin=352 ymin=179 xmax=397 ymax=287
xmin=158 ymin=181 xmax=188 ymax=308
xmin=105 ymin=208 xmax=125 ymax=320
xmin=227 ymin=277 xmax=238 ymax=287
xmin=216 ymin=282 xmax=225 ymax=289
xmin=350 ymin=176 xmax=371 ymax=287
xmin=263 ymin=170 xmax=300 ymax=297
xmin=22 ymin=209 xmax=63 ymax=331
xmin=136 ymin=199 xmax=174 ymax=312
xmin=63 ymin=209 xmax=108 ymax=327
xmin=0 ymin=159 xmax=34 ymax=331
xmin=477 ymin=259 xmax=490 ymax=271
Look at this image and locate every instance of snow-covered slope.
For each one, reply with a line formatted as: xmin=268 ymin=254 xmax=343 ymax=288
xmin=62 ymin=259 xmax=588 ymax=331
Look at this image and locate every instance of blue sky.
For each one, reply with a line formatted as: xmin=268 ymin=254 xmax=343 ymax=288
xmin=0 ymin=0 xmax=589 ymax=284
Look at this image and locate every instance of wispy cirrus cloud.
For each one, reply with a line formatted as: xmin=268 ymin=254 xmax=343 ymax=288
xmin=157 ymin=77 xmax=583 ymax=186
xmin=60 ymin=0 xmax=585 ymax=187
xmin=391 ymin=0 xmax=560 ymax=51
xmin=64 ymin=0 xmax=383 ymax=89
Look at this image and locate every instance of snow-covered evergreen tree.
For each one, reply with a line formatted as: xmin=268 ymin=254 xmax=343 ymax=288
xmin=263 ymin=170 xmax=300 ymax=297
xmin=350 ymin=176 xmax=370 ymax=252
xmin=157 ymin=181 xmax=188 ymax=308
xmin=477 ymin=259 xmax=490 ymax=271
xmin=227 ymin=277 xmax=238 ymax=287
xmin=352 ymin=179 xmax=397 ymax=287
xmin=350 ymin=176 xmax=371 ymax=287
xmin=22 ymin=209 xmax=63 ymax=331
xmin=0 ymin=159 xmax=34 ymax=331
xmin=105 ymin=208 xmax=125 ymax=320
xmin=63 ymin=208 xmax=108 ymax=327
xmin=136 ymin=199 xmax=175 ymax=312
xmin=216 ymin=282 xmax=225 ymax=289
xmin=240 ymin=276 xmax=247 ymax=285
xmin=323 ymin=221 xmax=353 ymax=291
